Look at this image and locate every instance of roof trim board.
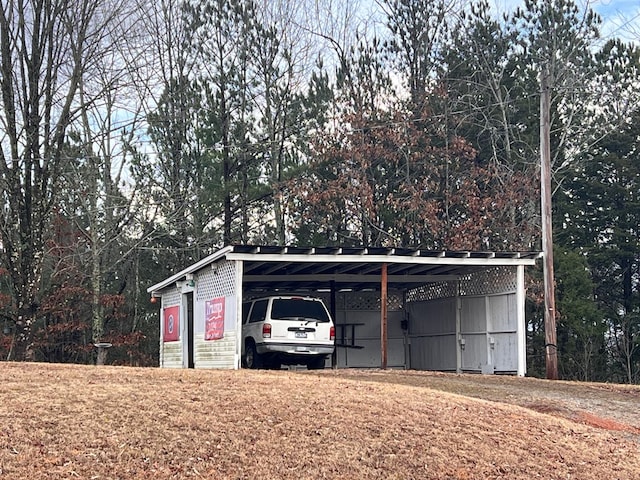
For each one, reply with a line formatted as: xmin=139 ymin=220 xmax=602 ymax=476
xmin=147 ymin=245 xmax=542 ymax=294
xmin=225 ymin=252 xmax=539 ymax=266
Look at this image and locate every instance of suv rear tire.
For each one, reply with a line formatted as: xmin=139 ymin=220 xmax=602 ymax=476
xmin=245 ymin=341 xmax=263 ymax=369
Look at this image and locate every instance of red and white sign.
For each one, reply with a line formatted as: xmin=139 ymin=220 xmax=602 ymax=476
xmin=163 ymin=306 xmax=180 ymax=342
xmin=205 ymin=297 xmax=225 ymax=341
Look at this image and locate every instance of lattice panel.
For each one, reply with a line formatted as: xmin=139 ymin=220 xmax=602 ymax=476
xmin=162 ymin=288 xmax=180 ymax=307
xmin=196 ymin=260 xmax=237 ymax=301
xmin=406 ymin=267 xmax=518 ymax=301
xmin=387 ymin=293 xmax=404 ymax=311
xmin=460 ymin=266 xmax=516 ymax=296
xmin=407 ymin=281 xmax=458 ymax=302
xmin=338 ymin=291 xmax=403 ymax=311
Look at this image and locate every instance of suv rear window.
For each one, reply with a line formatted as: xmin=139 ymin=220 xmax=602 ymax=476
xmin=248 ymin=299 xmax=268 ymax=323
xmin=271 ymin=298 xmax=330 ymax=322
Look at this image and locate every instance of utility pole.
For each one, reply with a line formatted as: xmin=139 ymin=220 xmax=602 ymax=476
xmin=540 ymin=66 xmax=558 ymax=380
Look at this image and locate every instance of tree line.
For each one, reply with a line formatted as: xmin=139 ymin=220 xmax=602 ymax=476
xmin=0 ymin=0 xmax=638 ymax=382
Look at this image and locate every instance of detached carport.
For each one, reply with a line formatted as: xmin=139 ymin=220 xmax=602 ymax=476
xmin=147 ymin=245 xmax=540 ymax=375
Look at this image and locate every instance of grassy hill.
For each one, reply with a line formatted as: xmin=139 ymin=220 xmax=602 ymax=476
xmin=1 ymin=363 xmax=639 ymax=479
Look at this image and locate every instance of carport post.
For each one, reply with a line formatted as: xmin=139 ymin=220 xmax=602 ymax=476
xmin=516 ymin=265 xmax=526 ymax=376
xmin=330 ymin=280 xmax=337 ymax=369
xmin=456 ymin=280 xmax=462 ymax=374
xmin=381 ymin=263 xmax=388 ymax=369
xmin=235 ymin=260 xmax=244 ymax=369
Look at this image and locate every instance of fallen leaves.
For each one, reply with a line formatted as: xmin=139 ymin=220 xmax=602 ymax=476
xmin=0 ymin=363 xmax=639 ymax=479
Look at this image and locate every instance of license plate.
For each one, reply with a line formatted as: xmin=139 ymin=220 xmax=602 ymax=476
xmin=295 ymin=332 xmax=307 ymax=338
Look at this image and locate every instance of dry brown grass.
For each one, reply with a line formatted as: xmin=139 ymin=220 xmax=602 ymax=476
xmin=1 ymin=363 xmax=639 ymax=479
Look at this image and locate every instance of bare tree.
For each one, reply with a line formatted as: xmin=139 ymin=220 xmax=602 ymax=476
xmin=128 ymin=0 xmax=232 ymax=256
xmin=70 ymin=48 xmax=148 ymax=362
xmin=0 ymin=0 xmax=133 ymax=359
xmin=249 ymin=0 xmax=323 ymax=244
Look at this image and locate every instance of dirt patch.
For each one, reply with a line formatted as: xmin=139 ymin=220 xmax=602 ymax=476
xmin=1 ymin=363 xmax=639 ymax=480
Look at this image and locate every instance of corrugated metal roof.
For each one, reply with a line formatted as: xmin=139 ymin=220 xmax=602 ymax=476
xmin=147 ymin=245 xmax=541 ymax=294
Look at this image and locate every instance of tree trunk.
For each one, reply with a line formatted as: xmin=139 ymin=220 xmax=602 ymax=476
xmin=96 ymin=346 xmax=109 ymax=366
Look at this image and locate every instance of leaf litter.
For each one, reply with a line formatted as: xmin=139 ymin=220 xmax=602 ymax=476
xmin=0 ymin=363 xmax=639 ymax=480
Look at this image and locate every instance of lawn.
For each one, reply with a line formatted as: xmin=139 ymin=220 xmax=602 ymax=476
xmin=1 ymin=363 xmax=639 ymax=479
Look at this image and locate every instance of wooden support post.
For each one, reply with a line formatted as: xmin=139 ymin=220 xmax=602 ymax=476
xmin=381 ymin=263 xmax=388 ymax=370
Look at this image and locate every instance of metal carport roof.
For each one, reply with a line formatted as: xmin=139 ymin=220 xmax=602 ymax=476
xmin=147 ymin=245 xmax=541 ymax=295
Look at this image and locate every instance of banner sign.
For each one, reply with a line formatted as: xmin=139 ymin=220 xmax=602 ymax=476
xmin=205 ymin=297 xmax=225 ymax=341
xmin=163 ymin=306 xmax=180 ymax=342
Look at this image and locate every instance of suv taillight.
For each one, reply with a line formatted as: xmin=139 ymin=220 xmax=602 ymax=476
xmin=330 ymin=326 xmax=335 ymax=341
xmin=262 ymin=323 xmax=272 ymax=338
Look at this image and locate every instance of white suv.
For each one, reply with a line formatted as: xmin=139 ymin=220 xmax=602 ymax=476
xmin=242 ymin=296 xmax=335 ymax=370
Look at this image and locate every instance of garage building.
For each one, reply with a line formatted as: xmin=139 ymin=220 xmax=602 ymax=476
xmin=147 ymin=245 xmax=540 ymax=375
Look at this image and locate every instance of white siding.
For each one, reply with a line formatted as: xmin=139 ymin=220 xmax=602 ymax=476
xmin=460 ymin=296 xmax=488 ymax=372
xmin=488 ymin=294 xmax=518 ymax=373
xmin=159 ymin=291 xmax=182 ymax=368
xmin=158 ymin=259 xmax=240 ymax=370
xmin=491 ymin=333 xmax=518 ymax=372
xmin=407 ymin=293 xmax=519 ymax=373
xmin=160 ymin=342 xmax=183 ymax=368
xmin=459 ymin=294 xmax=518 ymax=373
xmin=192 ymin=259 xmax=238 ymax=369
xmin=410 ymin=335 xmax=457 ymax=371
xmin=194 ymin=332 xmax=237 ymax=369
xmin=335 ymin=310 xmax=405 ymax=368
xmin=407 ymin=298 xmax=457 ymax=371
xmin=488 ymin=294 xmax=516 ymax=332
